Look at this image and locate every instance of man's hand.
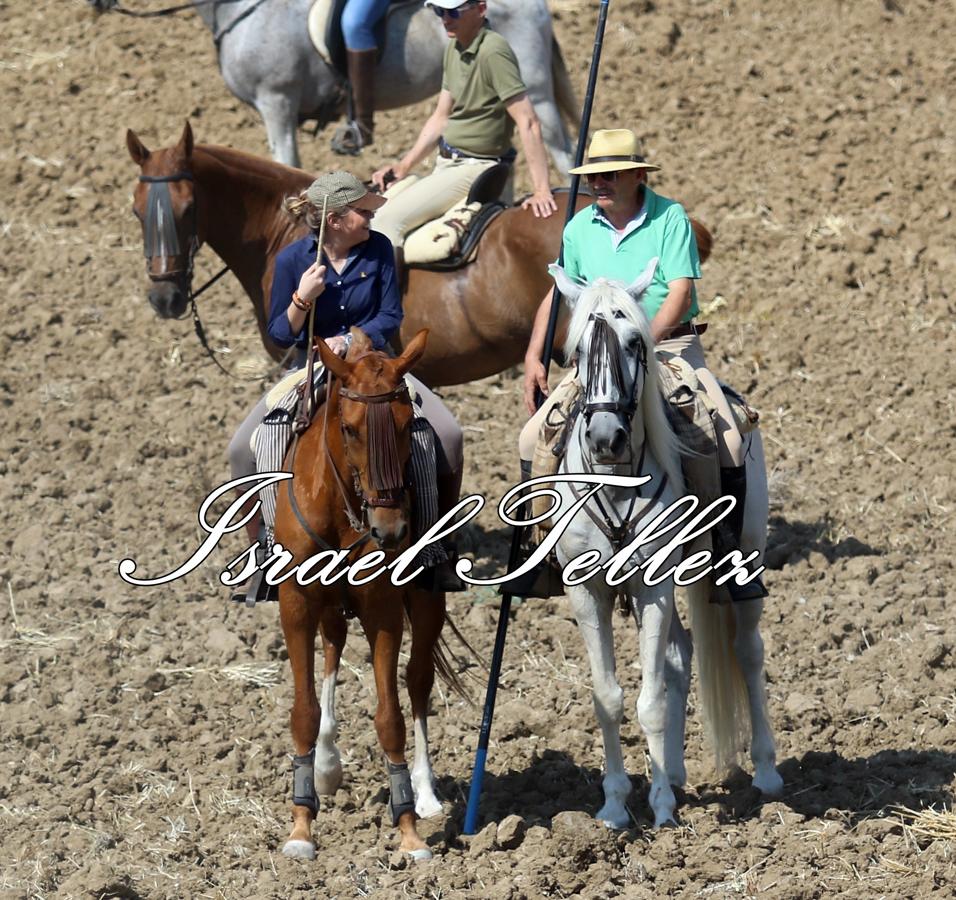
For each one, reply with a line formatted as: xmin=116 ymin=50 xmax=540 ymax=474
xmin=523 ymin=358 xmax=549 ymax=416
xmin=521 ymin=190 xmax=558 ymax=218
xmin=371 ymin=163 xmax=406 ymax=192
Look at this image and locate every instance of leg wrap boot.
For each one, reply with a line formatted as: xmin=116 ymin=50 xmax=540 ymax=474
xmin=292 ymin=748 xmax=318 ymax=814
xmin=387 ymin=761 xmax=416 ymax=825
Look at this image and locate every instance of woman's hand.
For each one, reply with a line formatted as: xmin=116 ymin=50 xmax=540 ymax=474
xmin=523 ymin=358 xmax=549 ymax=416
xmin=324 ymin=335 xmax=350 ymax=357
xmin=298 ymin=263 xmax=327 ymax=303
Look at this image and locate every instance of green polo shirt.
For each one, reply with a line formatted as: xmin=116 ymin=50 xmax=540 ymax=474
xmin=441 ymin=23 xmax=527 ymax=157
xmin=562 ymin=187 xmax=701 ymax=322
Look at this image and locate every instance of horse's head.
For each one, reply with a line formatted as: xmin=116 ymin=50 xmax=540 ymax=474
xmin=126 ymin=122 xmax=201 ymax=319
xmin=318 ymin=329 xmax=428 ymax=550
xmin=556 ymin=259 xmax=658 ymax=466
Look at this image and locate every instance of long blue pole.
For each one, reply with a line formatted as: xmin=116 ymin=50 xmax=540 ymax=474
xmin=462 ymin=0 xmax=612 ymax=836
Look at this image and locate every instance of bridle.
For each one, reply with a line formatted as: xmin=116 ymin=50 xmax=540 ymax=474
xmin=325 ymin=368 xmax=413 ymax=536
xmin=136 ymin=170 xmax=247 ymax=378
xmin=581 ymin=312 xmax=647 ymax=443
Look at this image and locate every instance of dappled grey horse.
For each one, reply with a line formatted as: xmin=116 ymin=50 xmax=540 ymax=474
xmin=89 ymin=0 xmax=575 ymax=171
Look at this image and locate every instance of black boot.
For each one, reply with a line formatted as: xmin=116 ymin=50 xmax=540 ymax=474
xmin=331 ymin=48 xmax=377 ymax=155
xmin=502 ymin=460 xmax=564 ymax=599
xmin=714 ymin=465 xmax=768 ymax=602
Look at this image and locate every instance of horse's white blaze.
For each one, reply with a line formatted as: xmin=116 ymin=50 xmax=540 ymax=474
xmin=314 ymin=674 xmax=343 ymax=796
xmin=411 ymin=716 xmax=442 ymax=819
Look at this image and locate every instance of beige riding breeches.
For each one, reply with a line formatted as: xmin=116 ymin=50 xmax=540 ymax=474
xmin=373 ymin=154 xmax=511 ymax=248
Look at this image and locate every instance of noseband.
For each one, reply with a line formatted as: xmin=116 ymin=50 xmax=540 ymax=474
xmin=138 ymin=171 xmax=198 ymax=296
xmin=583 ymin=313 xmax=647 ymax=426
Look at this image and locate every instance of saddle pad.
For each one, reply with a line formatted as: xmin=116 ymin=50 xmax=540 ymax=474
xmin=404 ymin=200 xmax=482 ymax=264
xmin=307 ymin=0 xmax=335 ymax=67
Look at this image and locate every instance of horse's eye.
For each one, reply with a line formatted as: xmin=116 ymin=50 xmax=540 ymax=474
xmin=627 ymin=335 xmax=641 ymax=351
xmin=342 ymin=424 xmax=358 ymax=439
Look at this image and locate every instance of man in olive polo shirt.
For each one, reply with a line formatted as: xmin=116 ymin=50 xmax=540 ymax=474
xmin=371 ymin=0 xmax=556 ymax=246
xmin=519 ymin=128 xmax=766 ymax=602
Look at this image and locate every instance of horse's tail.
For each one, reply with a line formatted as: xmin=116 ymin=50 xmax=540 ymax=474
xmin=686 ymin=580 xmax=750 ymax=776
xmin=551 ymin=36 xmax=580 ymax=129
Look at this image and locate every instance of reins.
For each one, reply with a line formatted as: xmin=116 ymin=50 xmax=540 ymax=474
xmin=100 ymin=0 xmax=270 ymax=47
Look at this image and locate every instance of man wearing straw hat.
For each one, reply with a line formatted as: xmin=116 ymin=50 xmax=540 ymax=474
xmin=519 ymin=128 xmax=766 ymax=602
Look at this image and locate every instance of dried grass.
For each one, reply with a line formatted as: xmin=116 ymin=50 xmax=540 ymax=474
xmin=895 ymin=804 xmax=956 ymax=842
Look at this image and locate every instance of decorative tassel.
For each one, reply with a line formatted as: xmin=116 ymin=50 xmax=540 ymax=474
xmin=366 ymin=403 xmax=403 ymax=492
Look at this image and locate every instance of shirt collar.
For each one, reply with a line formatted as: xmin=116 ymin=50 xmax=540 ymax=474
xmin=590 ymin=186 xmax=655 ymax=234
xmin=456 ymin=21 xmax=490 ymax=56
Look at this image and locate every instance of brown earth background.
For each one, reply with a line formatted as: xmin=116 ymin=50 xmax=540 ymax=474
xmin=2 ymin=0 xmax=955 ymax=897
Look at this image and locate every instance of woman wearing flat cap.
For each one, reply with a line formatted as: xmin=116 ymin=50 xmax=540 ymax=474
xmin=519 ymin=129 xmax=765 ymax=601
xmin=228 ymin=171 xmax=464 ymax=596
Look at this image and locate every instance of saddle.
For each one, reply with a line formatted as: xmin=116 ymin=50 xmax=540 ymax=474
xmin=308 ymin=0 xmax=418 ymax=75
xmin=388 ymin=164 xmax=511 ymax=269
xmin=529 ymin=357 xmax=759 ymax=536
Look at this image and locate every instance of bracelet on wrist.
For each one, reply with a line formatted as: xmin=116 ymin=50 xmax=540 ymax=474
xmin=292 ymin=290 xmax=312 ymax=312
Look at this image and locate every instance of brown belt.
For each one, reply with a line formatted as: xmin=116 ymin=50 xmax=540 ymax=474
xmin=666 ymin=322 xmax=707 ymax=338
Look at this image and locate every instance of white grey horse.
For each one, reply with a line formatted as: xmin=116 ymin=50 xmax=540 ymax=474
xmin=548 ymin=263 xmax=783 ymax=829
xmin=90 ymin=0 xmax=576 ymax=171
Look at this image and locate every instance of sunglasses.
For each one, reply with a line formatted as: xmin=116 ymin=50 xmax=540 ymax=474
xmin=585 ymin=170 xmax=622 ymax=183
xmin=431 ymin=1 xmax=479 ymax=19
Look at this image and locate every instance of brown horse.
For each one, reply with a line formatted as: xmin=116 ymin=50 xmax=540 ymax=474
xmin=275 ymin=326 xmax=457 ymax=861
xmin=126 ymin=122 xmax=712 ymax=386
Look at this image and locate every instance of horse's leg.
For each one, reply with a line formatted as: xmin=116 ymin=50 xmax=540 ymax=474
xmin=255 ymin=90 xmax=301 ymax=168
xmin=732 ymin=599 xmax=784 ymax=796
xmin=279 ymin=585 xmax=322 ymax=859
xmin=634 ymin=585 xmax=678 ymax=828
xmin=664 ymin=609 xmax=692 ymax=789
xmin=404 ymin=588 xmax=445 ymax=819
xmin=361 ymin=599 xmax=431 ymax=860
xmin=567 ymin=585 xmax=630 ymax=830
xmin=314 ymin=604 xmax=347 ymax=796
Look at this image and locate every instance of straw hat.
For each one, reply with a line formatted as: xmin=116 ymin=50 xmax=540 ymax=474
xmin=568 ymin=129 xmax=661 ymax=175
xmin=306 ymin=171 xmax=385 ymax=212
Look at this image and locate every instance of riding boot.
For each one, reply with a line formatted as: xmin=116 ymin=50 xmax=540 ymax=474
xmin=231 ymin=523 xmax=278 ymax=605
xmin=713 ymin=464 xmax=768 ymax=602
xmin=331 ymin=49 xmax=377 ymax=155
xmin=503 ymin=460 xmax=564 ymax=599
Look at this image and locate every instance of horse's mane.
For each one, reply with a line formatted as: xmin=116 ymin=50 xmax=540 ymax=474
xmin=193 ymin=144 xmax=312 ymax=194
xmin=564 ymin=278 xmax=685 ymax=492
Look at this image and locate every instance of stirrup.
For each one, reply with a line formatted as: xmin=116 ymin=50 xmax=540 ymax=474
xmin=331 ymin=120 xmax=371 ymax=156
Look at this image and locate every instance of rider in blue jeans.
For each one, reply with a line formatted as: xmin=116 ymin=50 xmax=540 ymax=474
xmin=335 ymin=0 xmax=392 ymax=154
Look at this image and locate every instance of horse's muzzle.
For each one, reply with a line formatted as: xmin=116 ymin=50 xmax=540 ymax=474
xmin=147 ymin=279 xmax=189 ymax=319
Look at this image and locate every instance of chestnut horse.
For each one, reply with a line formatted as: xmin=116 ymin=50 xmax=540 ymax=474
xmin=126 ymin=122 xmax=713 ymax=386
xmin=276 ymin=326 xmax=458 ymax=861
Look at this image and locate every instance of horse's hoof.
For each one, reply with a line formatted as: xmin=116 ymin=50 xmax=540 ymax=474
xmin=653 ymin=815 xmax=678 ymax=830
xmin=282 ymin=839 xmax=316 ymax=860
xmin=596 ymin=805 xmax=630 ymax=830
xmin=407 ymin=847 xmax=433 ymax=863
xmin=415 ymin=797 xmax=444 ymax=819
xmin=753 ymin=769 xmax=784 ymax=797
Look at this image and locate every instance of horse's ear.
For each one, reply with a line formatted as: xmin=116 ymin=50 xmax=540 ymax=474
xmin=126 ymin=129 xmax=150 ymax=167
xmin=548 ymin=264 xmax=583 ymax=305
xmin=347 ymin=327 xmax=373 ymax=357
xmin=179 ymin=121 xmax=194 ymax=160
xmin=394 ymin=329 xmax=428 ymax=378
xmin=625 ymin=257 xmax=658 ymax=301
xmin=317 ymin=338 xmax=350 ymax=380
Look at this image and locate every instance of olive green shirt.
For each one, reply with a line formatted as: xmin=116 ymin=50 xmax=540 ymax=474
xmin=562 ymin=187 xmax=701 ymax=322
xmin=441 ymin=24 xmax=527 ymax=157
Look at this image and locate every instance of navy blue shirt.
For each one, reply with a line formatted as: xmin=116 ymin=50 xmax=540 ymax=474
xmin=268 ymin=230 xmax=402 ymax=352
